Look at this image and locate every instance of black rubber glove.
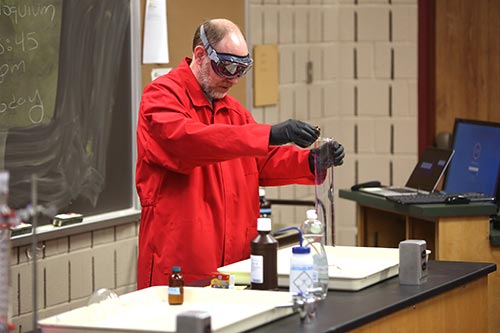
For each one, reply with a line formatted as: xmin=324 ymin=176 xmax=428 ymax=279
xmin=269 ymin=119 xmax=320 ymax=148
xmin=308 ymin=140 xmax=345 ymax=173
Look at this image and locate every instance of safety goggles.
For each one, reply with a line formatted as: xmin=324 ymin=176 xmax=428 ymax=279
xmin=199 ymin=25 xmax=253 ymax=79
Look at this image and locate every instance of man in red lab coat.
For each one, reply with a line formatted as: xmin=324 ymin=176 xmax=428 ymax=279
xmin=136 ymin=18 xmax=344 ymax=288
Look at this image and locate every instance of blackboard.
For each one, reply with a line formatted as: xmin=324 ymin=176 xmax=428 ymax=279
xmin=0 ymin=0 xmax=134 ymax=222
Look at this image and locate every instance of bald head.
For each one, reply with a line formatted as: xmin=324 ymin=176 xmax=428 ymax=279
xmin=192 ymin=19 xmax=248 ymax=57
xmin=190 ymin=18 xmax=251 ymax=101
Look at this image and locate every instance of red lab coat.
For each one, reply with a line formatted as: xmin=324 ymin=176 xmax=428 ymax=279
xmin=136 ymin=58 xmax=315 ymax=288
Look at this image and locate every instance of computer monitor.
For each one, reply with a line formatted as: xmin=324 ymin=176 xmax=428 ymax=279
xmin=443 ymin=118 xmax=500 ymax=203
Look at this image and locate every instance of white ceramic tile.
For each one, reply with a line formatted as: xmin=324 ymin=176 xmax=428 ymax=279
xmin=44 ymin=238 xmax=69 ymax=257
xmin=357 ymin=80 xmax=389 ymax=116
xmin=394 ymin=43 xmax=417 ymax=78
xmin=392 ymin=81 xmax=410 ymax=117
xmin=339 ymin=43 xmax=355 ymax=78
xmin=279 ymin=86 xmax=295 ymax=120
xmin=323 ymin=82 xmax=340 ymax=118
xmin=250 ymin=6 xmax=264 ymax=45
xmin=92 ymin=244 xmax=115 ymax=291
xmin=69 ymin=251 xmax=93 ymax=300
xmin=323 ymin=7 xmax=339 ymax=42
xmin=263 ymin=6 xmax=279 ymax=43
xmin=69 ymin=232 xmax=91 ymax=252
xmin=264 ymin=104 xmax=280 ymax=124
xmin=392 ymin=5 xmax=418 ymax=42
xmin=357 ymin=118 xmax=376 ymax=153
xmin=44 ymin=256 xmax=70 ymax=307
xmin=294 ymin=86 xmax=308 ymax=119
xmin=339 ymin=81 xmax=355 ymax=116
xmin=309 ymin=84 xmax=323 ymax=120
xmin=393 ymin=118 xmax=418 ymax=154
xmin=358 ymin=155 xmax=391 ymax=185
xmin=116 ymin=222 xmax=137 ymax=241
xmin=356 ymin=43 xmax=374 ymax=78
xmin=338 ymin=7 xmax=355 ymax=41
xmin=279 ymin=45 xmax=295 ymax=84
xmin=392 ymin=154 xmax=418 ymax=186
xmin=115 ymin=238 xmax=138 ymax=287
xmin=294 ymin=7 xmax=308 ymax=43
xmin=309 ymin=7 xmax=323 ymax=42
xmin=323 ymin=43 xmax=339 ymax=80
xmin=279 ymin=7 xmax=294 ymax=44
xmin=309 ymin=44 xmax=323 ymax=81
xmin=357 ymin=6 xmax=390 ymax=41
xmin=294 ymin=46 xmax=309 ymax=83
xmin=92 ymin=227 xmax=115 ymax=246
xmin=374 ymin=42 xmax=391 ymax=79
xmin=374 ymin=118 xmax=391 ymax=153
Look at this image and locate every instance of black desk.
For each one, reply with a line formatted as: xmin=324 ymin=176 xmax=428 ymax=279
xmin=248 ymin=261 xmax=496 ymax=333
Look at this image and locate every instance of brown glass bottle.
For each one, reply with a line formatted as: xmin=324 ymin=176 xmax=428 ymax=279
xmin=168 ymin=266 xmax=184 ymax=305
xmin=250 ymin=218 xmax=278 ymax=290
xmin=259 ymin=188 xmax=272 ymax=218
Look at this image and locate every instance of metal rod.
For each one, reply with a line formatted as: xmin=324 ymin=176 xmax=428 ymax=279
xmin=31 ymin=174 xmax=38 ymax=331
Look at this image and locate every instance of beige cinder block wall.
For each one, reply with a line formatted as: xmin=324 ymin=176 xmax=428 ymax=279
xmin=249 ymin=0 xmax=418 ymax=244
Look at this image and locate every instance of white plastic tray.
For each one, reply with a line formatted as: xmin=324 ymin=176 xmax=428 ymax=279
xmin=38 ymin=286 xmax=294 ymax=333
xmin=218 ymin=246 xmax=400 ymax=291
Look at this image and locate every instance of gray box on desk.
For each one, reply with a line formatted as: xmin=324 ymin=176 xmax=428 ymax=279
xmin=399 ymin=240 xmax=428 ymax=285
xmin=177 ymin=310 xmax=211 ymax=333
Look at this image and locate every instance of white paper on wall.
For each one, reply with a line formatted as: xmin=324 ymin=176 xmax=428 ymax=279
xmin=143 ymin=0 xmax=169 ymax=64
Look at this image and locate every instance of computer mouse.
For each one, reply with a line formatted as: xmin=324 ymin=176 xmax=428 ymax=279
xmin=444 ymin=194 xmax=471 ymax=205
xmin=351 ymin=181 xmax=382 ymax=191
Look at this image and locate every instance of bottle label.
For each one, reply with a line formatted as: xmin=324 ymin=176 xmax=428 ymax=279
xmin=289 ymin=267 xmax=315 ymax=294
xmin=168 ymin=287 xmax=181 ymax=295
xmin=250 ymin=254 xmax=263 ymax=283
xmin=260 ymin=208 xmax=272 ymax=214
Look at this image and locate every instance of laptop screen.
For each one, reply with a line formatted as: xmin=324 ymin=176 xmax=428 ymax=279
xmin=443 ymin=118 xmax=500 ymax=201
xmin=405 ymin=147 xmax=454 ymax=192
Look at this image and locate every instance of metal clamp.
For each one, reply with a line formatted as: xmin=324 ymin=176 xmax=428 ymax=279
xmin=292 ymin=291 xmax=318 ymax=323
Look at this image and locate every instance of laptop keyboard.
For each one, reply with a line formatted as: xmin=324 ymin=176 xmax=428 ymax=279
xmin=386 ymin=192 xmax=493 ymax=205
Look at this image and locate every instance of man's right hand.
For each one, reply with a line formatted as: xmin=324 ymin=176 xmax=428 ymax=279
xmin=269 ymin=119 xmax=320 ymax=148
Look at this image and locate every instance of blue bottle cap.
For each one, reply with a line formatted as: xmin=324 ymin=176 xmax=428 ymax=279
xmin=292 ymin=246 xmax=311 ymax=254
xmin=172 ymin=266 xmax=181 ymax=272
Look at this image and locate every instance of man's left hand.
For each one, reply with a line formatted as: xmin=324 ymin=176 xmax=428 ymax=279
xmin=308 ymin=140 xmax=345 ymax=173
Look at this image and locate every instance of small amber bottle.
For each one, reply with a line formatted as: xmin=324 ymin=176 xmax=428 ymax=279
xmin=168 ymin=266 xmax=184 ymax=305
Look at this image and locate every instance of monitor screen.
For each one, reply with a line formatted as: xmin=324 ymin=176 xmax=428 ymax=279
xmin=443 ymin=119 xmax=500 ymax=201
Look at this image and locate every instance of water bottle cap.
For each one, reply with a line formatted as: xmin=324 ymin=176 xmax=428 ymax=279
xmin=306 ymin=209 xmax=318 ymax=219
xmin=172 ymin=266 xmax=181 ymax=273
xmin=257 ymin=217 xmax=272 ymax=231
xmin=292 ymin=246 xmax=311 ymax=254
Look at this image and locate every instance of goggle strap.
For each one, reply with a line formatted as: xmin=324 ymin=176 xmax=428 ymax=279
xmin=200 ymin=24 xmax=219 ymax=62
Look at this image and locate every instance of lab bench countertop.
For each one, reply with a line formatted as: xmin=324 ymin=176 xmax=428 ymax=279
xmin=246 ymin=260 xmax=496 ymax=333
xmin=339 ymin=189 xmax=498 ymax=218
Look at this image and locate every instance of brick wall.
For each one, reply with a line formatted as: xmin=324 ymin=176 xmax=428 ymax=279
xmin=250 ymin=0 xmax=418 ymax=244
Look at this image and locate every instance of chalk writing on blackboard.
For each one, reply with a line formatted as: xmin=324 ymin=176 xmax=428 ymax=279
xmin=2 ymin=0 xmax=133 ymax=222
xmin=0 ymin=0 xmax=62 ymax=129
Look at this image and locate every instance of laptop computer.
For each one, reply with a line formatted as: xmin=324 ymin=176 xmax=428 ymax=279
xmin=359 ymin=147 xmax=455 ymax=197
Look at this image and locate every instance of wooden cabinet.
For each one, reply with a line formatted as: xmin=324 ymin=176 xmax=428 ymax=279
xmin=340 ymin=189 xmax=500 ymax=333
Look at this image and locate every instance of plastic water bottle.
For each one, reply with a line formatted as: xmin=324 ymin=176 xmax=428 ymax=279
xmin=250 ymin=217 xmax=278 ymax=290
xmin=301 ymin=209 xmax=329 ymax=299
xmin=289 ymin=246 xmax=315 ymax=295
